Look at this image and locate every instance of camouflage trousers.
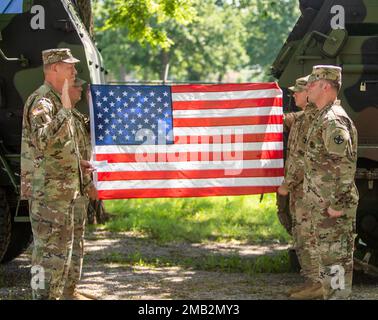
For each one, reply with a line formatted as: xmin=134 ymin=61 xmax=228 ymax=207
xmin=63 ymin=196 xmax=88 ymax=294
xmin=29 ymin=199 xmax=75 ymax=300
xmin=29 ymin=197 xmax=88 ymax=300
xmin=306 ymin=199 xmax=357 ymax=300
xmin=289 ymin=185 xmax=319 ymax=282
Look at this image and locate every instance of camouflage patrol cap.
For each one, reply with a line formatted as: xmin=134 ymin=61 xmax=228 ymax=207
xmin=307 ymin=65 xmax=342 ymax=86
xmin=288 ymin=75 xmax=310 ymax=92
xmin=42 ymin=48 xmax=80 ymax=65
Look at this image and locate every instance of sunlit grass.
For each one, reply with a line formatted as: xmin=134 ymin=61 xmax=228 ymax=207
xmin=103 ymin=193 xmax=290 ymax=244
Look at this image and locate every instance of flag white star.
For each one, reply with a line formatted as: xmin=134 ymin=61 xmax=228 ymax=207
xmin=103 ymin=107 xmax=109 ymax=113
xmin=98 ymin=135 xmax=104 ymax=140
xmin=130 ymin=97 xmax=135 ymax=102
xmin=143 ymin=97 xmax=148 ymax=102
xmin=124 ymin=113 xmax=129 ymax=118
xmin=137 ymin=102 xmax=142 ymax=107
xmin=131 ymin=108 xmax=135 ymax=113
xmin=112 ymin=135 xmax=117 ymax=140
xmin=150 ymin=91 xmax=155 ymax=97
xmin=136 ymin=91 xmax=141 ymax=96
xmin=132 ymin=130 xmax=136 ymax=134
xmin=144 ymin=108 xmax=149 ymax=113
xmin=102 ymin=96 xmax=108 ymax=102
xmin=164 ymin=102 xmax=169 ymax=108
xmin=144 ymin=118 xmax=149 ymax=123
xmin=163 ymin=91 xmax=169 ymax=96
xmin=109 ymin=91 xmax=114 ymax=96
xmin=111 ymin=113 xmax=116 ymax=118
xmin=116 ymin=96 xmax=121 ymax=102
xmin=157 ymin=97 xmax=162 ymax=102
xmin=95 ymin=90 xmax=101 ymax=96
xmin=118 ymin=129 xmax=123 ymax=135
xmin=117 ymin=119 xmax=122 ymax=123
xmin=125 ymin=135 xmax=130 ymax=140
xmin=164 ymin=113 xmax=170 ymax=118
xmin=151 ymin=124 xmax=156 ymax=129
xmin=111 ymin=124 xmax=116 ymax=129
xmin=105 ymin=129 xmax=110 ymax=135
xmin=98 ymin=124 xmax=103 ymax=130
xmin=124 ymin=124 xmax=129 ymax=129
xmin=122 ymin=91 xmax=128 ymax=96
xmin=150 ymin=102 xmax=156 ymax=107
xmin=123 ymin=102 xmax=128 ymax=107
xmin=150 ymin=113 xmax=156 ymax=118
xmin=131 ymin=118 xmax=136 ymax=124
xmin=97 ymin=113 xmax=103 ymax=118
xmin=104 ymin=118 xmax=109 ymax=124
xmin=110 ymin=102 xmax=115 ymax=107
xmin=157 ymin=108 xmax=162 ymax=113
xmin=137 ymin=113 xmax=142 ymax=118
xmin=137 ymin=124 xmax=143 ymax=129
xmin=117 ymin=108 xmax=122 ymax=113
xmin=96 ymin=102 xmax=102 ymax=107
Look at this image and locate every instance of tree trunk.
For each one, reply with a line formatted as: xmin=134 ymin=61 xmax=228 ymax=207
xmin=74 ymin=0 xmax=94 ymax=37
xmin=160 ymin=50 xmax=170 ymax=82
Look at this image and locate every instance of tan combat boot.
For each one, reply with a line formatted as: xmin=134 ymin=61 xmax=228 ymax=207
xmin=63 ymin=287 xmax=98 ymax=300
xmin=289 ymin=282 xmax=323 ymax=300
xmin=286 ymin=281 xmax=313 ymax=296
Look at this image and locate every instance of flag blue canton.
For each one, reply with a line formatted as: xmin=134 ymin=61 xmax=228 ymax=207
xmin=90 ymin=85 xmax=174 ymax=145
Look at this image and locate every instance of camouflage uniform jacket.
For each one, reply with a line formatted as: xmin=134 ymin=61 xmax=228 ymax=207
xmin=20 ymin=82 xmax=82 ymax=201
xmin=284 ymin=104 xmax=318 ymax=191
xmin=283 ymin=111 xmax=304 ymax=133
xmin=303 ymin=100 xmax=359 ymax=211
xmin=72 ymin=108 xmax=94 ymax=193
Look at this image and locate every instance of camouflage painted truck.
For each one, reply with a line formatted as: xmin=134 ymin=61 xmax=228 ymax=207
xmin=0 ymin=0 xmax=105 ymax=263
xmin=273 ymin=0 xmax=378 ymax=273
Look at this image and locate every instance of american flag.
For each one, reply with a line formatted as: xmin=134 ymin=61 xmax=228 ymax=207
xmin=89 ymin=83 xmax=284 ymax=199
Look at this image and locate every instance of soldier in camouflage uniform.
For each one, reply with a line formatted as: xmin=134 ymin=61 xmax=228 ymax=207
xmin=62 ymin=78 xmax=98 ymax=300
xmin=297 ymin=65 xmax=359 ymax=300
xmin=278 ymin=77 xmax=320 ymax=297
xmin=21 ymin=48 xmax=93 ymax=300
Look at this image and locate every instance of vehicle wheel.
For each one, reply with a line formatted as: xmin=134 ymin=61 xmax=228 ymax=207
xmin=1 ymin=200 xmax=32 ymax=264
xmin=0 ymin=188 xmax=11 ymax=261
xmin=276 ymin=193 xmax=293 ymax=235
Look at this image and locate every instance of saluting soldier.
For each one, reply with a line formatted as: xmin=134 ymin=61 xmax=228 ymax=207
xmin=21 ymin=48 xmax=93 ymax=300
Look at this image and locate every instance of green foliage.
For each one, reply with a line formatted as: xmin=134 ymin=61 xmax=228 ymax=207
xmin=93 ymin=0 xmax=300 ymax=82
xmin=99 ymin=0 xmax=196 ymax=49
xmin=103 ymin=194 xmax=290 ymax=244
xmin=100 ymin=248 xmax=291 ymax=274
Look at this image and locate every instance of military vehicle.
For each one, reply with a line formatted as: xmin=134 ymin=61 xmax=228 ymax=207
xmin=273 ymin=0 xmax=378 ymax=273
xmin=0 ymin=0 xmax=105 ymax=263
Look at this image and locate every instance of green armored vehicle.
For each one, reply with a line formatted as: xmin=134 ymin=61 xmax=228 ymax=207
xmin=0 ymin=0 xmax=105 ymax=263
xmin=273 ymin=0 xmax=378 ymax=272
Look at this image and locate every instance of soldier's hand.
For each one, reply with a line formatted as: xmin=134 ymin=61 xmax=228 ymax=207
xmin=80 ymin=160 xmax=96 ymax=174
xmin=277 ymin=184 xmax=289 ymax=196
xmin=88 ymin=185 xmax=99 ymax=200
xmin=62 ymin=79 xmax=73 ymax=109
xmin=327 ymin=207 xmax=343 ymax=218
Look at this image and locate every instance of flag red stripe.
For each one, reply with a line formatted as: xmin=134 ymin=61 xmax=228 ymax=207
xmin=95 ymin=150 xmax=283 ymax=163
xmin=97 ymin=168 xmax=284 ymax=181
xmin=171 ymin=83 xmax=280 ymax=93
xmin=172 ymin=97 xmax=282 ymax=110
xmin=173 ymin=115 xmax=283 ymax=127
xmin=173 ymin=133 xmax=283 ymax=144
xmin=98 ymin=186 xmax=278 ymax=199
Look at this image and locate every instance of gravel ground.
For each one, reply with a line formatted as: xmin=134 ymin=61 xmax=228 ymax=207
xmin=1 ymin=230 xmax=377 ymax=300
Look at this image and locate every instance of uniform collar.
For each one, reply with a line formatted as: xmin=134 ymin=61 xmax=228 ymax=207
xmin=43 ymin=81 xmax=62 ymax=100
